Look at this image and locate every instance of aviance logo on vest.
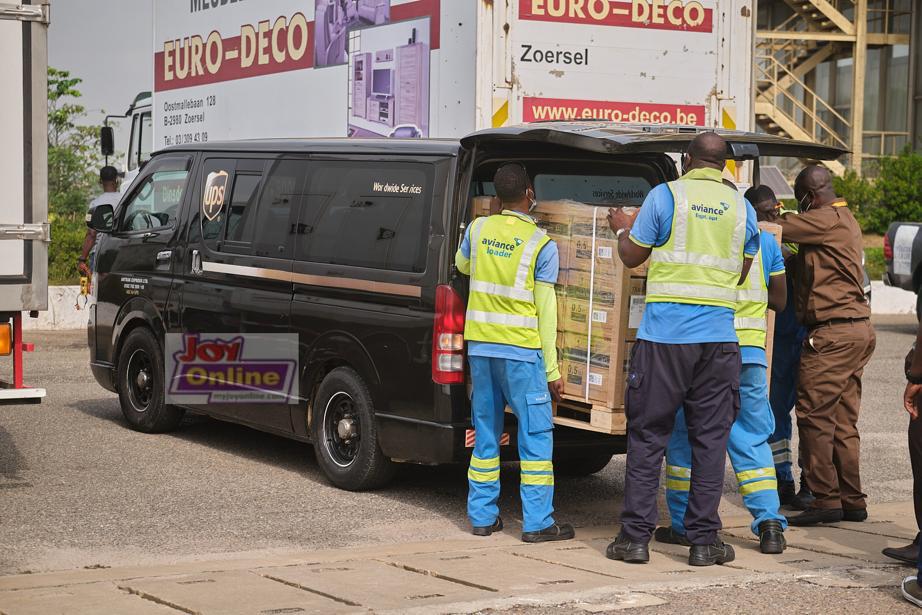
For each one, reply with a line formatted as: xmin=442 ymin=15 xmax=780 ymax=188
xmin=690 ymin=201 xmax=732 ymax=219
xmin=482 ymin=236 xmax=524 ymax=258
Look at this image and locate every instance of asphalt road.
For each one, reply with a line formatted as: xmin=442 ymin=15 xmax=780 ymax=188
xmin=0 ymin=316 xmax=917 ymax=576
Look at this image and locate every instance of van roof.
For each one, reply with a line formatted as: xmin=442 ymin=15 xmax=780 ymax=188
xmin=160 ymin=138 xmax=462 ymax=156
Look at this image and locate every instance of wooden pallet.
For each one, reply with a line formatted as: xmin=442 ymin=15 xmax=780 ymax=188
xmin=554 ymin=397 xmax=626 ymax=435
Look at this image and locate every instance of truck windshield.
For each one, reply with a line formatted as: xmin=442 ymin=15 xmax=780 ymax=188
xmin=128 ymin=111 xmax=153 ymax=171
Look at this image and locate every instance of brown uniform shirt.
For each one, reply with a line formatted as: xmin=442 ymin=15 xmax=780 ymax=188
xmin=777 ymin=201 xmax=870 ymax=327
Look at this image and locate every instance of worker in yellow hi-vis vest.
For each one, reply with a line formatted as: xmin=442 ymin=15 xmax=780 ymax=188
xmin=455 ymin=163 xmax=574 ymax=543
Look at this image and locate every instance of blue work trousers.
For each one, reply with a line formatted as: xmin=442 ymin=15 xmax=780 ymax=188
xmin=768 ymin=335 xmax=802 ymax=482
xmin=467 ymin=355 xmax=555 ymax=533
xmin=666 ymin=363 xmax=787 ymax=536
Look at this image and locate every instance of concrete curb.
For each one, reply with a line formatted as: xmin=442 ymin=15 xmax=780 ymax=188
xmin=18 ymin=282 xmax=919 ymax=331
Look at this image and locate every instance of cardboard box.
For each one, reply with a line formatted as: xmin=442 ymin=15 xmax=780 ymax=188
xmin=562 ymin=297 xmax=617 ymax=337
xmin=560 ymin=331 xmax=614 ymax=369
xmin=562 ymin=359 xmax=612 ymax=403
xmin=568 ymin=235 xmax=618 ymax=276
xmin=533 ymin=201 xmax=576 ymax=236
xmin=625 ymin=276 xmax=647 ymax=340
xmin=547 ymin=233 xmax=570 ymax=272
xmin=472 ymin=195 xmax=499 ymax=218
xmin=571 ymin=211 xmax=616 ymax=240
xmin=563 ymin=269 xmax=620 ymax=307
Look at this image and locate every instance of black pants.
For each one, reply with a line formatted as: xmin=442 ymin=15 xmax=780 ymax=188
xmin=911 ymin=416 xmax=922 ymax=532
xmin=621 ymin=340 xmax=741 ymax=545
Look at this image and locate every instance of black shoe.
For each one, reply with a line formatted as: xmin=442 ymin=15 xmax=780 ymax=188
xmin=653 ymin=526 xmax=691 ymax=547
xmin=902 ymin=576 xmax=922 ymax=607
xmin=472 ymin=517 xmax=503 ymax=536
xmin=688 ymin=539 xmax=736 ymax=566
xmin=789 ymin=483 xmax=816 ymax=511
xmin=883 ymin=533 xmax=920 ymax=566
xmin=778 ymin=480 xmax=796 ymax=507
xmin=521 ymin=522 xmax=575 ymax=543
xmin=785 ymin=507 xmax=843 ymax=526
xmin=842 ymin=508 xmax=868 ymax=522
xmin=758 ymin=520 xmax=786 ymax=554
xmin=606 ymin=532 xmax=650 ymax=564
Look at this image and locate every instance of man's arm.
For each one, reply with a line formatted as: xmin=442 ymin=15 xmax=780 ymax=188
xmin=454 ymin=220 xmax=477 ymax=276
xmin=768 ymin=272 xmax=787 ymax=312
xmin=777 ymin=210 xmax=830 ymax=246
xmin=535 ymin=282 xmax=562 ymax=400
xmin=905 ymin=325 xmax=922 ymax=419
xmin=618 ymin=234 xmax=652 ymax=269
xmin=77 ymin=229 xmax=97 ymax=275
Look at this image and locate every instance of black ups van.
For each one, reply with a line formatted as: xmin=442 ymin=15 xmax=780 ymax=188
xmin=86 ymin=123 xmax=843 ymax=490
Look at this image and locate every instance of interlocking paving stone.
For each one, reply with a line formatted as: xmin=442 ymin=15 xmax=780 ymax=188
xmin=120 ymin=570 xmax=361 ymax=615
xmin=259 ymin=559 xmax=494 ymax=610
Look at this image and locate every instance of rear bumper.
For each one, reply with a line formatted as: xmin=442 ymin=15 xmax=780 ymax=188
xmin=376 ymin=412 xmax=626 ymax=465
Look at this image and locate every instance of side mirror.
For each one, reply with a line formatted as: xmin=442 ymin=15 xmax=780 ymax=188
xmin=87 ymin=203 xmax=115 ymax=233
xmin=100 ymin=126 xmax=115 ymax=157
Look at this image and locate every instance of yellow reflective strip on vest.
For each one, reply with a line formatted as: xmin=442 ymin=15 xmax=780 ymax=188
xmin=646 ymin=281 xmax=738 ymax=303
xmin=470 ymin=279 xmax=534 ymax=302
xmin=520 ymin=460 xmax=553 ymax=472
xmin=468 ymin=468 xmax=500 ymax=482
xmin=737 ymin=290 xmax=769 ymax=303
xmin=520 ymin=473 xmax=554 ymax=486
xmin=739 ymin=479 xmax=778 ymax=495
xmin=470 ymin=455 xmax=500 ymax=470
xmin=665 ymin=478 xmax=690 ymax=491
xmin=514 ymin=228 xmax=548 ymax=289
xmin=466 ymin=310 xmax=538 ymax=329
xmin=734 ymin=317 xmax=767 ymax=331
xmin=667 ymin=465 xmax=692 ymax=478
xmin=736 ymin=468 xmax=776 ymax=482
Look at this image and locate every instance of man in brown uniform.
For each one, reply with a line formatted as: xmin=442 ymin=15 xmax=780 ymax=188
xmin=778 ymin=165 xmax=876 ymax=526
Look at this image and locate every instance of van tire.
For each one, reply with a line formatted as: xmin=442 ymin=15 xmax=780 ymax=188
xmin=554 ymin=453 xmax=613 ymax=477
xmin=116 ymin=327 xmax=184 ymax=433
xmin=311 ymin=367 xmax=396 ymax=491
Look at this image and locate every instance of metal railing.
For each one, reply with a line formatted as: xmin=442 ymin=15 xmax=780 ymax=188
xmin=861 ymin=130 xmax=912 ymax=157
xmin=755 ymin=54 xmax=851 ymax=150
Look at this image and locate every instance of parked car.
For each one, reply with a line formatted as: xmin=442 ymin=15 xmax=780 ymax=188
xmin=884 ymin=221 xmax=922 ymax=319
xmin=84 ymin=123 xmax=844 ymax=490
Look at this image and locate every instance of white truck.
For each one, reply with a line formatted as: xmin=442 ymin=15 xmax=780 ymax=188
xmin=108 ymin=0 xmax=754 ymax=185
xmin=0 ymin=1 xmax=49 ymax=404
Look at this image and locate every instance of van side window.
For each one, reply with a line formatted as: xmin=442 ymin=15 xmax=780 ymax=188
xmin=200 ymin=159 xmax=237 ymax=248
xmin=120 ymin=155 xmax=192 ymax=233
xmin=296 ymin=161 xmax=432 ymax=273
xmin=225 ymin=174 xmax=262 ymax=244
xmin=251 ymin=159 xmax=307 ymax=259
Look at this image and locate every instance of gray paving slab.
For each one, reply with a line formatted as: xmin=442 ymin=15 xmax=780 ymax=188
xmin=259 ymin=559 xmax=494 ymax=610
xmin=722 ymin=524 xmax=907 ymax=564
xmin=119 ymin=570 xmax=362 ymax=615
xmin=383 ymin=548 xmax=617 ymax=595
xmin=0 ymin=581 xmax=178 ymax=615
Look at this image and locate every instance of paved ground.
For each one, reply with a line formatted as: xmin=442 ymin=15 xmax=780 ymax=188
xmin=0 ymin=315 xmax=918 ymax=612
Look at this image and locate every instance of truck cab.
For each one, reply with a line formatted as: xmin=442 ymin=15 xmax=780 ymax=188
xmin=101 ymin=91 xmax=152 ymax=191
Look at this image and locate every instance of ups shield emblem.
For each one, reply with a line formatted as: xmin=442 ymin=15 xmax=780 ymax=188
xmin=202 ymin=171 xmax=229 ymax=221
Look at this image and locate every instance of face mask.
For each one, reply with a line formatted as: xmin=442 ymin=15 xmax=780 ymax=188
xmin=527 ymin=189 xmax=537 ymax=212
xmin=798 ymin=191 xmax=813 ymax=213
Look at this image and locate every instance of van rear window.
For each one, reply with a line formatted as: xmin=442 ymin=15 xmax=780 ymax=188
xmin=295 ymin=161 xmax=432 ymax=273
xmin=534 ymin=174 xmax=650 ymax=206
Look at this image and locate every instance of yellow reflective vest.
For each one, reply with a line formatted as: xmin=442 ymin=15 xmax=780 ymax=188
xmin=464 ymin=211 xmax=550 ymax=349
xmin=646 ymin=173 xmax=747 ymax=310
xmin=735 ymin=244 xmax=769 ymax=349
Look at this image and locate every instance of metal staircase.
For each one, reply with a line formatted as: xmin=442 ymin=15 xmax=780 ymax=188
xmin=755 ymin=0 xmax=912 ymax=175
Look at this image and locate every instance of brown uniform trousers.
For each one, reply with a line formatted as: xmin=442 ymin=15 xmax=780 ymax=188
xmin=797 ymin=319 xmax=876 ymax=510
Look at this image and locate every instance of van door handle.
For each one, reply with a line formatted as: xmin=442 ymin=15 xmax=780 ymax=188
xmin=191 ymin=249 xmax=203 ymax=275
xmin=156 ymin=250 xmax=172 ymax=263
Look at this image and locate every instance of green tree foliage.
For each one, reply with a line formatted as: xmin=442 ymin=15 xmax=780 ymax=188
xmin=833 ymin=149 xmax=922 ymax=234
xmin=47 ymin=67 xmax=101 ymax=284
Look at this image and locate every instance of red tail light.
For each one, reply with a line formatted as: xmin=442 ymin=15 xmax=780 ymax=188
xmin=433 ymin=284 xmax=465 ymax=384
xmin=884 ymin=234 xmax=893 ymax=261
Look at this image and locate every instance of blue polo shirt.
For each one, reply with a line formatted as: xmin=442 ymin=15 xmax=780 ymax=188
xmin=630 ymin=170 xmax=761 ymax=344
xmin=740 ymin=230 xmax=786 ymax=367
xmin=460 ymin=210 xmax=559 ymax=362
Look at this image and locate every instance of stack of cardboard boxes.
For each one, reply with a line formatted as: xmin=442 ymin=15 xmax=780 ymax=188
xmin=469 ymin=197 xmax=646 ymax=418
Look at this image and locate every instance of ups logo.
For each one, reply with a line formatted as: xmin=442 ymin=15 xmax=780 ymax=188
xmin=202 ymin=170 xmax=229 ymax=221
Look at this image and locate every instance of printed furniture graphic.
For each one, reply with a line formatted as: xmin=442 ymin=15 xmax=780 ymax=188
xmin=316 ymin=0 xmax=392 ymax=68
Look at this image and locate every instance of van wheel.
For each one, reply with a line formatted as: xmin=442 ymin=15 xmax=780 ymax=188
xmin=554 ymin=453 xmax=613 ymax=477
xmin=117 ymin=327 xmax=184 ymax=433
xmin=311 ymin=367 xmax=395 ymax=491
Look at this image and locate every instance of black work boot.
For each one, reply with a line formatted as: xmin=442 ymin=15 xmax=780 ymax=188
xmin=842 ymin=508 xmax=868 ymax=522
xmin=688 ymin=539 xmax=736 ymax=566
xmin=777 ymin=480 xmax=796 ymax=507
xmin=606 ymin=532 xmax=650 ymax=564
xmin=472 ymin=517 xmax=503 ymax=537
xmin=789 ymin=479 xmax=815 ymax=511
xmin=785 ymin=507 xmax=843 ymax=526
xmin=758 ymin=520 xmax=786 ymax=554
xmin=884 ymin=533 xmax=921 ymax=566
xmin=653 ymin=526 xmax=691 ymax=547
xmin=521 ymin=522 xmax=575 ymax=543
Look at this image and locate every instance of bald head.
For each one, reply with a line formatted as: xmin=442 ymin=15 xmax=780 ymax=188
xmin=685 ymin=132 xmax=727 ymax=171
xmin=794 ymin=164 xmax=838 ymax=210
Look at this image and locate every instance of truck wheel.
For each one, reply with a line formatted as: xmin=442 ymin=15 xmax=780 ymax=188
xmin=553 ymin=453 xmax=613 ymax=477
xmin=311 ymin=367 xmax=395 ymax=491
xmin=116 ymin=327 xmax=184 ymax=433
